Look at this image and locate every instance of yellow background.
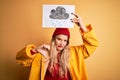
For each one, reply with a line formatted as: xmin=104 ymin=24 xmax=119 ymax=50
xmin=0 ymin=0 xmax=120 ymax=80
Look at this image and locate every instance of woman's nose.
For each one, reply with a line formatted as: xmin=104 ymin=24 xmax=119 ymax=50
xmin=60 ymin=41 xmax=65 ymax=45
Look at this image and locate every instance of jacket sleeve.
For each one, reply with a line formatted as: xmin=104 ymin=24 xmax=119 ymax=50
xmin=71 ymin=24 xmax=99 ymax=59
xmin=16 ymin=44 xmax=37 ymax=67
xmin=80 ymin=24 xmax=99 ymax=59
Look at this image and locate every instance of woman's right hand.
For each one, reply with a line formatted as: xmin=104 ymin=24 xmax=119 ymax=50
xmin=32 ymin=44 xmax=50 ymax=58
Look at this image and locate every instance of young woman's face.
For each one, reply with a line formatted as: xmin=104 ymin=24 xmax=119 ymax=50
xmin=54 ymin=34 xmax=68 ymax=52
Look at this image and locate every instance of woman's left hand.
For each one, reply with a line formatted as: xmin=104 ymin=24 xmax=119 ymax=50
xmin=71 ymin=13 xmax=88 ymax=32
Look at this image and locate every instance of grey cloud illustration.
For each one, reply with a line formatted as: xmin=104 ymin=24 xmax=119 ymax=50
xmin=49 ymin=6 xmax=69 ymax=19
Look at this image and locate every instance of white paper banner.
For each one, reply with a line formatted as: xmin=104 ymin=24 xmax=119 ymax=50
xmin=42 ymin=4 xmax=75 ymax=28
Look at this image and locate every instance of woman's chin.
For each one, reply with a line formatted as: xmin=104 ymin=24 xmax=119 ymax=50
xmin=57 ymin=48 xmax=63 ymax=52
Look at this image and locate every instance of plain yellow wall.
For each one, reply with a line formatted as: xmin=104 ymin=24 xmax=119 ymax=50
xmin=0 ymin=0 xmax=120 ymax=80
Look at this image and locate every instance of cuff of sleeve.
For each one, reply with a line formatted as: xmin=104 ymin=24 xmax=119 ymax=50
xmin=26 ymin=44 xmax=36 ymax=58
xmin=80 ymin=24 xmax=92 ymax=35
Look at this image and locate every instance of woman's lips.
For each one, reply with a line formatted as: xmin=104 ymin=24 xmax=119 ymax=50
xmin=58 ymin=45 xmax=63 ymax=48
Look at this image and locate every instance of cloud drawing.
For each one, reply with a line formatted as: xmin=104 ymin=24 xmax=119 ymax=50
xmin=49 ymin=6 xmax=69 ymax=19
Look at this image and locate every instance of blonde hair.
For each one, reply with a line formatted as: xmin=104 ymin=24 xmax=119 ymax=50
xmin=48 ymin=37 xmax=70 ymax=77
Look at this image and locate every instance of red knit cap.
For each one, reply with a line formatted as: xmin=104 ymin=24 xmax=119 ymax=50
xmin=52 ymin=28 xmax=70 ymax=38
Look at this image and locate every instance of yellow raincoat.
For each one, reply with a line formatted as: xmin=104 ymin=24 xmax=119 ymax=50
xmin=16 ymin=25 xmax=98 ymax=80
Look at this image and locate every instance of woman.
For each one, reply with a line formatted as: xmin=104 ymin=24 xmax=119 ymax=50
xmin=16 ymin=13 xmax=98 ymax=80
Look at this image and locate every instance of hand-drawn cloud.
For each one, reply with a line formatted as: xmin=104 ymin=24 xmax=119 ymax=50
xmin=49 ymin=6 xmax=69 ymax=19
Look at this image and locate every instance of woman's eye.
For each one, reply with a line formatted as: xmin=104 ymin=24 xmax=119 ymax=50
xmin=64 ymin=40 xmax=67 ymax=42
xmin=57 ymin=38 xmax=61 ymax=41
